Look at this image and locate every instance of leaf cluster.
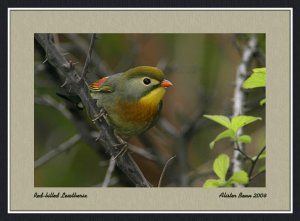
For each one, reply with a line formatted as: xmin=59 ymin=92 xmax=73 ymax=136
xmin=203 ymin=154 xmax=249 ymax=187
xmin=203 ymin=115 xmax=261 ymax=149
xmin=243 ymin=68 xmax=266 ymax=105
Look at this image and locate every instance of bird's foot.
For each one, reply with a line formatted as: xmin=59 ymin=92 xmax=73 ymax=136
xmin=112 ymin=143 xmax=128 ymax=160
xmin=92 ymin=109 xmax=106 ymax=122
xmin=112 ymin=132 xmax=128 ymax=160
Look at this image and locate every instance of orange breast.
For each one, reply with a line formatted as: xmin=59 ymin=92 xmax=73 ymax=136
xmin=116 ymin=99 xmax=159 ymax=124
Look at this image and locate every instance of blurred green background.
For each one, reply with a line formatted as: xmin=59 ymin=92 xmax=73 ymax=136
xmin=34 ymin=33 xmax=265 ymax=187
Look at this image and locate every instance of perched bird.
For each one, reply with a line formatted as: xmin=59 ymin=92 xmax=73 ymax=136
xmin=89 ymin=66 xmax=173 ymax=136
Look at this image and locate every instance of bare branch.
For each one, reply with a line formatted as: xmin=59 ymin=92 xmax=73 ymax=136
xmin=35 ymin=134 xmax=81 ymax=168
xmin=35 ymin=93 xmax=105 ymax=156
xmin=81 ymin=34 xmax=96 ymax=79
xmin=248 ymin=146 xmax=266 ymax=182
xmin=158 ymin=155 xmax=176 ymax=187
xmin=35 ymin=33 xmax=151 ymax=187
xmin=128 ymin=144 xmax=157 ymax=161
xmin=90 ymin=131 xmax=157 ymax=161
xmin=250 ymin=169 xmax=265 ymax=181
xmin=232 ymin=35 xmax=258 ymax=187
xmin=34 ymin=94 xmax=73 ymax=120
xmin=157 ymin=107 xmax=208 ymax=186
xmin=65 ymin=34 xmax=111 ymax=77
xmin=233 ymin=142 xmax=254 ymax=162
xmin=102 ymin=157 xmax=116 ymax=187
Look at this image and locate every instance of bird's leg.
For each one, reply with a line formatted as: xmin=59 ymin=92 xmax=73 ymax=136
xmin=92 ymin=108 xmax=106 ymax=122
xmin=112 ymin=144 xmax=128 ymax=160
xmin=112 ymin=132 xmax=128 ymax=160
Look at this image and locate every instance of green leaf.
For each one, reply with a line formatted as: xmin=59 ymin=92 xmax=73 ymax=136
xmin=209 ymin=142 xmax=215 ymax=150
xmin=203 ymin=179 xmax=223 ymax=188
xmin=228 ymin=170 xmax=249 ymax=185
xmin=237 ymin=135 xmax=252 ymax=144
xmin=260 ymin=98 xmax=266 ymax=106
xmin=243 ymin=68 xmax=266 ymax=89
xmin=213 ymin=154 xmax=230 ymax=180
xmin=231 ymin=115 xmax=262 ymax=133
xmin=223 ymin=181 xmax=233 ymax=187
xmin=209 ymin=129 xmax=235 ymax=149
xmin=253 ymin=68 xmax=266 ymax=73
xmin=203 ymin=115 xmax=231 ymax=129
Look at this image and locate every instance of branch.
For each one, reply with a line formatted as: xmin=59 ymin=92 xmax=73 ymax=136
xmin=35 ymin=93 xmax=105 ymax=156
xmin=34 ymin=94 xmax=73 ymax=120
xmin=65 ymin=34 xmax=111 ymax=77
xmin=90 ymin=131 xmax=157 ymax=161
xmin=158 ymin=155 xmax=176 ymax=187
xmin=34 ymin=34 xmax=151 ymax=187
xmin=231 ymin=35 xmax=258 ymax=187
xmin=233 ymin=142 xmax=254 ymax=162
xmin=102 ymin=157 xmax=116 ymax=187
xmin=34 ymin=134 xmax=81 ymax=168
xmin=250 ymin=170 xmax=265 ymax=181
xmin=81 ymin=34 xmax=96 ymax=79
xmin=157 ymin=106 xmax=209 ymax=186
xmin=248 ymin=146 xmax=266 ymax=182
xmin=128 ymin=144 xmax=158 ymax=161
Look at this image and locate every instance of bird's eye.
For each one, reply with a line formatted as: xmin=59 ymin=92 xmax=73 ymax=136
xmin=143 ymin=78 xmax=151 ymax=85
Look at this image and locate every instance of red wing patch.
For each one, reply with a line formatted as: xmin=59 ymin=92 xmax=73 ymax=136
xmin=89 ymin=77 xmax=109 ymax=91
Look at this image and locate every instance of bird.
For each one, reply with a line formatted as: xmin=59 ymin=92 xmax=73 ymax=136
xmin=89 ymin=66 xmax=173 ymax=136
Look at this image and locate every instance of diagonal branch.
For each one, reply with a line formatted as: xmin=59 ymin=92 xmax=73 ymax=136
xmin=248 ymin=146 xmax=266 ymax=181
xmin=34 ymin=33 xmax=151 ymax=187
xmin=102 ymin=157 xmax=117 ymax=187
xmin=34 ymin=134 xmax=81 ymax=168
xmin=65 ymin=34 xmax=111 ymax=77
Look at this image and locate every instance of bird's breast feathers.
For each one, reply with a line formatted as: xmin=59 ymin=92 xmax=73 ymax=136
xmin=116 ymin=87 xmax=165 ymax=123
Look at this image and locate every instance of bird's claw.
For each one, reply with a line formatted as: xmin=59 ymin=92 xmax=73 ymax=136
xmin=112 ymin=143 xmax=128 ymax=160
xmin=92 ymin=109 xmax=106 ymax=122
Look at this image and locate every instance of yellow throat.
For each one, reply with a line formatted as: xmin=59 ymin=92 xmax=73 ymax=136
xmin=139 ymin=87 xmax=166 ymax=107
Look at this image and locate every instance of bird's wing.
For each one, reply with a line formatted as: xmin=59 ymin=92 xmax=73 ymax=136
xmin=89 ymin=77 xmax=113 ymax=93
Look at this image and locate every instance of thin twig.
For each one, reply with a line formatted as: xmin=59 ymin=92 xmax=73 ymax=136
xmin=94 ymin=177 xmax=118 ymax=187
xmin=35 ymin=93 xmax=106 ymax=155
xmin=128 ymin=144 xmax=157 ymax=161
xmin=248 ymin=146 xmax=266 ymax=181
xmin=34 ymin=134 xmax=81 ymax=168
xmin=35 ymin=94 xmax=73 ymax=120
xmin=250 ymin=169 xmax=265 ymax=181
xmin=90 ymin=131 xmax=157 ymax=161
xmin=158 ymin=155 xmax=176 ymax=187
xmin=138 ymin=134 xmax=166 ymax=167
xmin=65 ymin=34 xmax=111 ymax=77
xmin=234 ymin=142 xmax=254 ymax=162
xmin=157 ymin=106 xmax=208 ymax=186
xmin=157 ymin=108 xmax=208 ymax=186
xmin=81 ymin=33 xmax=96 ymax=79
xmin=102 ymin=157 xmax=117 ymax=187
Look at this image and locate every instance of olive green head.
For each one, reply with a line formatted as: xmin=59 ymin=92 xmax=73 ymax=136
xmin=116 ymin=66 xmax=166 ymax=101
